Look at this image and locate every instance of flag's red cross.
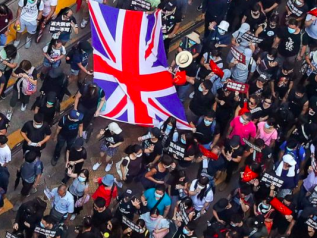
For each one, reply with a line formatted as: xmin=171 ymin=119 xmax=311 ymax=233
xmin=90 ymin=4 xmax=173 ymax=124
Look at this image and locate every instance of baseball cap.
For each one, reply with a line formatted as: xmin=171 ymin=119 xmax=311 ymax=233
xmin=79 ymin=40 xmax=93 ymax=54
xmin=150 ymin=127 xmax=161 ymax=138
xmin=164 ymin=0 xmax=176 ymax=11
xmin=69 ymin=110 xmax=84 ymax=120
xmin=102 ymin=174 xmax=114 ymax=187
xmin=283 ymin=154 xmax=297 ymax=166
xmin=124 ymin=189 xmax=135 ymax=198
xmin=213 ymin=198 xmax=229 ymax=212
xmin=46 ymin=92 xmax=56 ymax=105
xmin=229 ymin=135 xmax=240 ymax=148
xmin=108 ymin=122 xmax=122 ymax=135
xmin=73 ymin=137 xmax=84 ymax=149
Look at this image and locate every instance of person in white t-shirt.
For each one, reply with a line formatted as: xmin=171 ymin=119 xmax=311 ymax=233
xmin=35 ymin=0 xmax=58 ymax=43
xmin=188 ymin=176 xmax=214 ymax=215
xmin=80 ymin=0 xmax=107 ymax=29
xmin=0 ymin=135 xmax=11 ymax=167
xmin=14 ymin=0 xmax=44 ymax=49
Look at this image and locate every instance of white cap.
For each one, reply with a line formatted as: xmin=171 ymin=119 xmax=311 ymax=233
xmin=108 ymin=122 xmax=122 ymax=134
xmin=283 ymin=154 xmax=297 ymax=166
xmin=218 ymin=20 xmax=229 ymax=32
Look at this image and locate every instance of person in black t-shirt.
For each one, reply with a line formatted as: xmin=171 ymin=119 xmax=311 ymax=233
xmin=123 ymin=219 xmax=150 ymax=238
xmin=33 ymin=215 xmax=62 ymax=238
xmin=93 ymin=122 xmax=124 ymax=172
xmin=285 ymin=85 xmax=309 ymax=117
xmin=52 ymin=109 xmax=83 ymax=166
xmin=259 ymin=0 xmax=280 ymax=18
xmin=191 ymin=110 xmax=220 ymax=149
xmin=0 ymin=112 xmax=9 ymax=135
xmin=91 ymin=197 xmax=112 ymax=232
xmin=62 ymin=138 xmax=87 ymax=184
xmin=74 ymin=82 xmax=106 ymax=132
xmin=138 ymin=127 xmax=163 ymax=166
xmin=187 ymin=80 xmax=214 ymax=124
xmin=273 ymin=18 xmax=308 ymax=65
xmin=305 ymin=73 xmax=317 ymax=99
xmin=255 ymin=15 xmax=279 ymax=53
xmin=242 ymin=3 xmax=267 ymax=32
xmin=210 ymin=198 xmax=236 ymax=225
xmin=173 ymin=222 xmax=198 ymax=238
xmin=34 ymin=91 xmax=60 ymax=126
xmin=21 ymin=113 xmax=51 ymax=155
xmin=271 ymin=61 xmax=294 ymax=101
xmin=158 ymin=0 xmax=182 ymax=55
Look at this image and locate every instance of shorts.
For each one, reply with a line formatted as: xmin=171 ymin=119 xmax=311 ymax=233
xmin=19 ymin=18 xmax=37 ymax=34
xmin=70 ymin=68 xmax=80 ymax=76
xmin=21 ymin=179 xmax=34 ymax=196
xmin=100 ymin=142 xmax=118 ymax=157
xmin=43 ymin=57 xmax=61 ymax=68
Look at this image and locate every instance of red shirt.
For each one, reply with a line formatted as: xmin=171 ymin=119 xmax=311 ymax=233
xmin=92 ymin=178 xmax=118 ymax=207
xmin=229 ymin=116 xmax=256 ymax=145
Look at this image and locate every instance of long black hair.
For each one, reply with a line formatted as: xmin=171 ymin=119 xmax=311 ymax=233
xmin=0 ymin=4 xmax=9 ymax=15
xmin=161 ymin=116 xmax=177 ymax=137
xmin=57 ymin=7 xmax=72 ymax=19
xmin=193 ymin=176 xmax=210 ymax=201
xmin=46 ymin=39 xmax=62 ymax=56
xmin=124 ymin=144 xmax=142 ymax=155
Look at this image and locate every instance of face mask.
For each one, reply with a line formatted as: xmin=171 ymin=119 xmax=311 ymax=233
xmin=198 ymin=84 xmax=203 ymax=92
xmin=231 ymin=223 xmax=237 ymax=227
xmin=252 ymin=11 xmax=259 ymax=16
xmin=295 ymin=0 xmax=302 ymax=5
xmin=239 ymin=116 xmax=245 ymax=124
xmin=28 ymin=0 xmax=35 ymax=3
xmin=218 ymin=28 xmax=226 ymax=35
xmin=155 ymin=192 xmax=163 ymax=198
xmin=183 ymin=228 xmax=190 ymax=235
xmin=267 ymin=55 xmax=274 ymax=61
xmin=150 ymin=217 xmax=157 ymax=221
xmin=166 ymin=125 xmax=173 ymax=130
xmin=286 ymin=147 xmax=294 ymax=151
xmin=78 ymin=176 xmax=86 ymax=182
xmin=181 ymin=138 xmax=186 ymax=144
xmin=288 ymin=27 xmax=296 ymax=34
xmin=264 ymin=123 xmax=270 ymax=129
xmin=33 ymin=123 xmax=43 ymax=129
xmin=197 ymin=184 xmax=205 ymax=190
xmin=136 ymin=153 xmax=143 ymax=157
xmin=164 ymin=165 xmax=171 ymax=169
xmin=204 ymin=119 xmax=212 ymax=126
xmin=188 ymin=39 xmax=196 ymax=45
xmin=270 ymin=23 xmax=276 ymax=28
xmin=309 ymin=109 xmax=315 ymax=116
xmin=47 ymin=101 xmax=54 ymax=105
xmin=40 ymin=222 xmax=45 ymax=228
xmin=262 ymin=204 xmax=269 ymax=209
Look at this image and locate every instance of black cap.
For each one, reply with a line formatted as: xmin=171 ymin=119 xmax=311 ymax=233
xmin=164 ymin=0 xmax=177 ymax=11
xmin=79 ymin=40 xmax=93 ymax=54
xmin=213 ymin=198 xmax=229 ymax=212
xmin=150 ymin=127 xmax=161 ymax=138
xmin=73 ymin=137 xmax=84 ymax=149
xmin=229 ymin=135 xmax=240 ymax=148
xmin=46 ymin=91 xmax=57 ymax=104
xmin=124 ymin=189 xmax=134 ymax=198
xmin=0 ymin=135 xmax=8 ymax=144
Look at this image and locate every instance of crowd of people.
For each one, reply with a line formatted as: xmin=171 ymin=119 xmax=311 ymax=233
xmin=0 ymin=0 xmax=317 ymax=237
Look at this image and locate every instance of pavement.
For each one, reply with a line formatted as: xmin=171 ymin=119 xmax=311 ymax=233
xmin=0 ymin=0 xmax=227 ymax=237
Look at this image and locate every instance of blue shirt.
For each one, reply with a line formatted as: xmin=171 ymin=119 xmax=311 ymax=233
xmin=144 ymin=188 xmax=171 ymax=215
xmin=71 ymin=52 xmax=89 ymax=70
xmin=207 ymin=27 xmax=231 ymax=46
xmin=279 ymin=141 xmax=306 ymax=164
xmin=51 ymin=188 xmax=74 ymax=214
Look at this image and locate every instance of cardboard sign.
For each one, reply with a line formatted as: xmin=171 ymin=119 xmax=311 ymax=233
xmin=306 ymin=218 xmax=317 ymax=230
xmin=122 ymin=216 xmax=145 ymax=233
xmin=231 ymin=47 xmax=246 ymax=64
xmin=49 ymin=20 xmax=72 ymax=33
xmin=243 ymin=138 xmax=262 ymax=152
xmin=34 ymin=226 xmax=57 ymax=237
xmin=131 ymin=0 xmax=151 ymax=11
xmin=226 ymin=80 xmax=249 ymax=94
xmin=241 ymin=32 xmax=263 ymax=44
xmin=168 ymin=141 xmax=186 ymax=159
xmin=5 ymin=232 xmax=18 ymax=238
xmin=178 ymin=202 xmax=191 ymax=224
xmin=287 ymin=0 xmax=303 ymax=17
xmin=261 ymin=173 xmax=284 ymax=188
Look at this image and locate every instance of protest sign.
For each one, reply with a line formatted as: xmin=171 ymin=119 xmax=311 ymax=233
xmin=261 ymin=173 xmax=284 ymax=188
xmin=168 ymin=141 xmax=186 ymax=160
xmin=241 ymin=32 xmax=263 ymax=44
xmin=231 ymin=47 xmax=246 ymax=64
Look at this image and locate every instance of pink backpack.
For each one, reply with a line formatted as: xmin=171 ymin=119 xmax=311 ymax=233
xmin=21 ymin=67 xmax=37 ymax=96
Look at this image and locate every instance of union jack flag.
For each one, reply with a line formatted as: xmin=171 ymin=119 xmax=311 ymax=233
xmin=89 ymin=1 xmax=190 ymax=129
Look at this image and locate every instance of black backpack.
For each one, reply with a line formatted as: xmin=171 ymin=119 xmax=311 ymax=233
xmin=23 ymin=0 xmax=41 ymax=10
xmin=66 ymin=46 xmax=78 ymax=64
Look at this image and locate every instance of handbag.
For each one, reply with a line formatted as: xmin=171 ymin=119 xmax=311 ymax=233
xmin=75 ymin=194 xmax=90 ymax=208
xmin=116 ymin=156 xmax=130 ymax=180
xmin=153 ymin=217 xmax=169 ymax=238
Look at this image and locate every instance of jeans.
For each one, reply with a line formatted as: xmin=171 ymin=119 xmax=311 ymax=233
xmin=53 ymin=134 xmax=76 ymax=159
xmin=0 ymin=34 xmax=7 ymax=46
xmin=177 ymin=84 xmax=191 ymax=102
xmin=1 ymin=69 xmax=13 ymax=97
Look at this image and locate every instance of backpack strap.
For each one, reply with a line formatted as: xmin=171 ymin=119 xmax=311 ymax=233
xmin=210 ymin=120 xmax=216 ymax=135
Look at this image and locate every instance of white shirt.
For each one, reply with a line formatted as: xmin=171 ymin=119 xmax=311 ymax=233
xmin=42 ymin=0 xmax=57 ymax=17
xmin=189 ymin=179 xmax=213 ymax=211
xmin=0 ymin=144 xmax=11 ymax=166
xmin=43 ymin=45 xmax=66 ymax=59
xmin=18 ymin=0 xmax=44 ymax=22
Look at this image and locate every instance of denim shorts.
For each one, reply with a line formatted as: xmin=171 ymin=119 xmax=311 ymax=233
xmin=43 ymin=57 xmax=61 ymax=68
xmin=19 ymin=18 xmax=37 ymax=34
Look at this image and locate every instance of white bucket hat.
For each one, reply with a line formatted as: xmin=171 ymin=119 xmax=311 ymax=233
xmin=283 ymin=154 xmax=297 ymax=166
xmin=108 ymin=122 xmax=122 ymax=134
xmin=186 ymin=31 xmax=201 ymax=44
xmin=175 ymin=51 xmax=193 ymax=68
xmin=218 ymin=21 xmax=229 ymax=32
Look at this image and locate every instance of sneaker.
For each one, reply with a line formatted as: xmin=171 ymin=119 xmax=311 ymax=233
xmin=13 ymin=40 xmax=20 ymax=47
xmin=80 ymin=19 xmax=88 ymax=28
xmin=105 ymin=161 xmax=113 ymax=172
xmin=21 ymin=104 xmax=27 ymax=111
xmin=0 ymin=95 xmax=5 ymax=100
xmin=189 ymin=92 xmax=195 ymax=98
xmin=197 ymin=4 xmax=202 ymax=11
xmin=25 ymin=37 xmax=32 ymax=49
xmin=70 ymin=214 xmax=77 ymax=221
xmin=51 ymin=157 xmax=58 ymax=166
xmin=114 ymin=178 xmax=123 ymax=188
xmin=13 ymin=202 xmax=22 ymax=212
xmin=6 ymin=110 xmax=12 ymax=121
xmin=30 ymin=187 xmax=37 ymax=194
xmin=92 ymin=162 xmax=101 ymax=171
xmin=82 ymin=131 xmax=87 ymax=140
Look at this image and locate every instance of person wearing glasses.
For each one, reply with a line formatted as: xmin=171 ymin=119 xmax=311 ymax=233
xmin=234 ymin=94 xmax=262 ymax=123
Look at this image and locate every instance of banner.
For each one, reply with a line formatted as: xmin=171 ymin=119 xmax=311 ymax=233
xmin=261 ymin=173 xmax=284 ymax=188
xmin=49 ymin=20 xmax=72 ymax=33
xmin=231 ymin=47 xmax=246 ymax=64
xmin=6 ymin=232 xmax=18 ymax=238
xmin=167 ymin=141 xmax=186 ymax=159
xmin=34 ymin=226 xmax=57 ymax=237
xmin=241 ymin=32 xmax=263 ymax=44
xmin=243 ymin=138 xmax=262 ymax=152
xmin=122 ymin=216 xmax=145 ymax=233
xmin=226 ymin=80 xmax=249 ymax=94
xmin=287 ymin=0 xmax=303 ymax=17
